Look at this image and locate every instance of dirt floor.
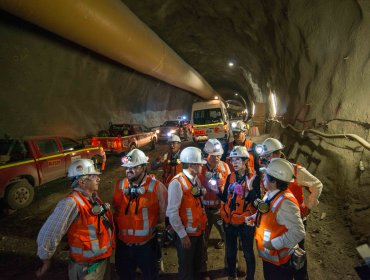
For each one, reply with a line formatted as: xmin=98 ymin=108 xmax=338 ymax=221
xmin=0 ymin=137 xmax=364 ymax=279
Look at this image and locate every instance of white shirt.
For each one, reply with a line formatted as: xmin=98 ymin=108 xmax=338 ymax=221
xmin=166 ymin=169 xmax=198 ymax=239
xmin=265 ymin=189 xmax=305 ymax=250
xmin=294 ymin=164 xmax=323 ymax=210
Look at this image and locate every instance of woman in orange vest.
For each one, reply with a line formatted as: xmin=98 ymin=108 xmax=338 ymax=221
xmin=214 ymin=146 xmax=257 ymax=280
xmin=247 ymin=158 xmax=305 ymax=280
xmin=113 ymin=149 xmax=168 ymax=280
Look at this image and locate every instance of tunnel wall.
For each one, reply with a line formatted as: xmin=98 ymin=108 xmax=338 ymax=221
xmin=0 ymin=12 xmax=195 ymax=138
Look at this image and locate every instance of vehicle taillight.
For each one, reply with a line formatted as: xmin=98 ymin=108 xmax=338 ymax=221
xmin=191 ymin=128 xmax=194 ymax=135
xmin=224 ymin=123 xmax=228 ymax=133
xmin=91 ymin=137 xmax=99 ymax=146
xmin=115 ymin=138 xmax=122 ymax=149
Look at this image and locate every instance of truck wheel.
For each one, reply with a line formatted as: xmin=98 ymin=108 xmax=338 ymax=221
xmin=5 ymin=180 xmax=34 ymax=210
xmin=92 ymin=156 xmax=104 ymax=172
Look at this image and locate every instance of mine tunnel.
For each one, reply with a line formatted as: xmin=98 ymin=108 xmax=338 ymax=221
xmin=0 ymin=0 xmax=369 ymax=279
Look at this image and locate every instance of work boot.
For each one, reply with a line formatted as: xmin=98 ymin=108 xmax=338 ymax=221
xmin=215 ymin=239 xmax=225 ymax=249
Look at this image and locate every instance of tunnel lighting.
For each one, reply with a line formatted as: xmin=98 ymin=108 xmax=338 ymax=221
xmin=234 ymin=92 xmax=238 ymax=96
xmin=214 ymin=95 xmax=219 ymax=100
xmin=271 ymin=92 xmax=277 ymax=118
xmin=228 ymin=61 xmax=234 ymax=67
xmin=252 ymin=103 xmax=255 ymax=116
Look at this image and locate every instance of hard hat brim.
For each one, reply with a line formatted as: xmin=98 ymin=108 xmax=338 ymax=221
xmin=207 ymin=151 xmax=224 ymax=156
xmin=182 ymin=159 xmax=207 ymax=164
xmin=259 ymin=167 xmax=294 ymax=182
xmin=121 ymin=162 xmax=148 ymax=168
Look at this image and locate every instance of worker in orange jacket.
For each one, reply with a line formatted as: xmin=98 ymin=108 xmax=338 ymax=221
xmin=166 ymin=147 xmax=208 ymax=280
xmin=246 ymin=158 xmax=305 ymax=280
xmin=214 ymin=146 xmax=258 ymax=280
xmin=200 ymin=139 xmax=231 ymax=277
xmin=36 ymin=159 xmax=115 ymax=279
xmin=152 ymin=134 xmax=183 ymax=186
xmin=113 ymin=149 xmax=168 ymax=280
xmin=259 ymin=138 xmax=323 ymax=280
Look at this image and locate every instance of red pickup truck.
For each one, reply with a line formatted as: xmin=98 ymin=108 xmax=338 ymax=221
xmin=0 ymin=136 xmax=106 ymax=210
xmin=91 ymin=123 xmax=157 ymax=155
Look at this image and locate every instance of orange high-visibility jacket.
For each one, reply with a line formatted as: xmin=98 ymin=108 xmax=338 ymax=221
xmin=227 ymin=139 xmax=255 ymax=173
xmin=113 ymin=176 xmax=160 ymax=244
xmin=220 ymin=172 xmax=257 ymax=224
xmin=288 ymin=164 xmax=306 ymax=216
xmin=67 ymin=191 xmax=115 ymax=263
xmin=172 ymin=173 xmax=207 ymax=236
xmin=162 ymin=152 xmax=183 ymax=186
xmin=255 ymin=191 xmax=299 ymax=266
xmin=201 ymin=161 xmax=230 ymax=208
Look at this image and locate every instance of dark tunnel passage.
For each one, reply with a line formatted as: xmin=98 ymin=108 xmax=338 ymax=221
xmin=0 ymin=0 xmax=369 ymax=279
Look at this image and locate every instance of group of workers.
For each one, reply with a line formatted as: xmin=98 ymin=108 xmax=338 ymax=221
xmin=36 ymin=120 xmax=323 ymax=280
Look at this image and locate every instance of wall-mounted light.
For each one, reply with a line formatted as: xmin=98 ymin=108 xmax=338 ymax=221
xmin=228 ymin=61 xmax=234 ymax=67
xmin=271 ymin=92 xmax=277 ymax=118
xmin=214 ymin=95 xmax=219 ymax=100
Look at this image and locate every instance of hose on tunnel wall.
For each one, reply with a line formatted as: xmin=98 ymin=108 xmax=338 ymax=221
xmin=267 ymin=119 xmax=370 ymax=150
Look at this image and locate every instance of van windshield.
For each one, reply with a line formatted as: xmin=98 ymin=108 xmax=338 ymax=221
xmin=193 ymin=108 xmax=223 ymax=125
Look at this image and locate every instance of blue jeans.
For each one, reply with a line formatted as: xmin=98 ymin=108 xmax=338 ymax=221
xmin=225 ymin=224 xmax=255 ymax=279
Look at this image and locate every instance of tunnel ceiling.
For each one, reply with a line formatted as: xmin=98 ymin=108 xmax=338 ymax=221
xmin=121 ymin=0 xmax=369 ymax=125
xmin=0 ymin=0 xmax=369 ymax=137
xmin=121 ymin=0 xmax=286 ymax=106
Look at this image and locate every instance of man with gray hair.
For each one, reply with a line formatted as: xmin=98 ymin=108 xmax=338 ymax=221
xmin=36 ymin=159 xmax=115 ymax=279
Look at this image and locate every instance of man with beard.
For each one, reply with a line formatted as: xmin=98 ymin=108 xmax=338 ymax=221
xmin=36 ymin=159 xmax=115 ymax=279
xmin=152 ymin=134 xmax=183 ymax=186
xmin=113 ymin=149 xmax=168 ymax=280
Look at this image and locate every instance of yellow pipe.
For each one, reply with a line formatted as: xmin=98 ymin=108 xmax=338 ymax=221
xmin=0 ymin=0 xmax=216 ymax=99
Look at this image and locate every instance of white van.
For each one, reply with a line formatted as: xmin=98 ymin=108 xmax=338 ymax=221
xmin=191 ymin=100 xmax=230 ymax=145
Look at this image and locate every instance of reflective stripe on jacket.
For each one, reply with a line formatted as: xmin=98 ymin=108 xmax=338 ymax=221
xmin=113 ymin=176 xmax=160 ymax=244
xmin=201 ymin=161 xmax=229 ymax=208
xmin=288 ymin=164 xmax=306 ymax=215
xmin=255 ymin=191 xmax=298 ymax=266
xmin=173 ymin=173 xmax=207 ymax=236
xmin=67 ymin=191 xmax=114 ymax=263
xmin=220 ymin=172 xmax=257 ymax=224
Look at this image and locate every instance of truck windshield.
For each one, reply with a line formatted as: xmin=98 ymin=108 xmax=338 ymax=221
xmin=163 ymin=121 xmax=179 ymax=127
xmin=193 ymin=108 xmax=223 ymax=125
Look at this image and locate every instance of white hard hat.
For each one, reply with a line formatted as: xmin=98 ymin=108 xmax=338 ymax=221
xmin=260 ymin=158 xmax=294 ymax=182
xmin=168 ymin=134 xmax=181 ymax=143
xmin=180 ymin=147 xmax=206 ymax=164
xmin=261 ymin=138 xmax=284 ymax=156
xmin=121 ymin=149 xmax=149 ymax=168
xmin=68 ymin=159 xmax=101 ymax=178
xmin=204 ymin=139 xmax=224 ymax=156
xmin=231 ymin=121 xmax=247 ymax=132
xmin=229 ymin=146 xmax=250 ymax=159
